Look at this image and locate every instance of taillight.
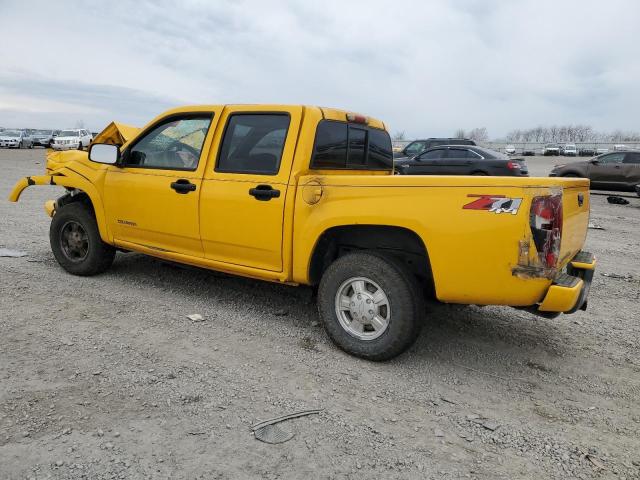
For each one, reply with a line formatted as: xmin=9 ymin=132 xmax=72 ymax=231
xmin=530 ymin=194 xmax=563 ymax=269
xmin=507 ymin=161 xmax=521 ymax=170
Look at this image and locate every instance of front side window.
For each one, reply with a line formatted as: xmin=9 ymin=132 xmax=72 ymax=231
xmin=126 ymin=116 xmax=212 ymax=170
xmin=216 ymin=114 xmax=290 ymax=175
xmin=598 ymin=153 xmax=624 ymax=164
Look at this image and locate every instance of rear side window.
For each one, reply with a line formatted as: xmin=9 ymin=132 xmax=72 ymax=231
xmin=448 ymin=148 xmax=471 ymax=158
xmin=311 ymin=120 xmax=393 ymax=170
xmin=217 ymin=114 xmax=290 ymax=175
xmin=624 ymin=152 xmax=640 ymax=164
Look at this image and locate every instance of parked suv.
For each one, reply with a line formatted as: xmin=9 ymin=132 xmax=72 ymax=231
xmin=52 ymin=129 xmax=93 ymax=150
xmin=549 ymin=150 xmax=640 ymax=191
xmin=393 ymin=138 xmax=476 ymax=159
xmin=543 ymin=144 xmax=560 ymax=156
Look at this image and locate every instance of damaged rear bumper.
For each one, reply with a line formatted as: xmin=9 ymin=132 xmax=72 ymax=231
xmin=521 ymin=251 xmax=596 ymax=318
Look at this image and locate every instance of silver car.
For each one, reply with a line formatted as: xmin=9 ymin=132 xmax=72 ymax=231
xmin=0 ymin=130 xmax=33 ymax=149
xmin=31 ymin=129 xmax=56 ymax=148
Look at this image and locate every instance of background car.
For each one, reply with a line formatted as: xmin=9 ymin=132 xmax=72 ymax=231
xmin=549 ymin=150 xmax=640 ymax=191
xmin=31 ymin=129 xmax=56 ymax=148
xmin=393 ymin=138 xmax=476 ymax=159
xmin=505 ymin=144 xmax=516 ymax=154
xmin=579 ymin=147 xmax=596 ymax=157
xmin=563 ymin=144 xmax=577 ymax=156
xmin=395 ymin=145 xmax=528 ymax=176
xmin=543 ymin=144 xmax=560 ymax=156
xmin=0 ymin=130 xmax=33 ymax=148
xmin=52 ymin=129 xmax=93 ymax=150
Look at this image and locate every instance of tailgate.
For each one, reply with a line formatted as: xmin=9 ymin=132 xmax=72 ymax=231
xmin=559 ymin=181 xmax=590 ymax=266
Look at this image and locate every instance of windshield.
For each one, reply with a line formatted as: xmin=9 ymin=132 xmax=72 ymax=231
xmin=2 ymin=130 xmax=20 ymax=137
xmin=59 ymin=130 xmax=79 ymax=137
xmin=546 ymin=144 xmax=558 ymax=148
xmin=35 ymin=130 xmax=52 ymax=135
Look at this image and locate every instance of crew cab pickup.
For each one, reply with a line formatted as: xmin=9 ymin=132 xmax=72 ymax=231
xmin=9 ymin=105 xmax=595 ymax=360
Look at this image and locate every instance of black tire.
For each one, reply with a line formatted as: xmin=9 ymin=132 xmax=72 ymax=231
xmin=562 ymin=173 xmax=579 ymax=177
xmin=49 ymin=202 xmax=115 ymax=276
xmin=317 ymin=251 xmax=424 ymax=361
xmin=471 ymin=171 xmax=488 ymax=176
xmin=18 ymin=141 xmax=23 ymax=149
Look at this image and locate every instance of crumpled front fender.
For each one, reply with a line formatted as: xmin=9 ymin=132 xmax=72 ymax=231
xmin=8 ymin=172 xmax=113 ymax=244
xmin=8 ymin=175 xmax=58 ymax=202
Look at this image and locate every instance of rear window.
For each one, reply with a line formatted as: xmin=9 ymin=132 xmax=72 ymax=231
xmin=311 ymin=120 xmax=393 ymax=170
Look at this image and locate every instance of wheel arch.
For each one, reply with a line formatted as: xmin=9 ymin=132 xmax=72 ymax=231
xmin=307 ymin=224 xmax=435 ymax=296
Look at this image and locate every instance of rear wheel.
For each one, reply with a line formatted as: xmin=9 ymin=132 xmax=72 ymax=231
xmin=317 ymin=251 xmax=424 ymax=361
xmin=562 ymin=173 xmax=579 ymax=177
xmin=471 ymin=171 xmax=488 ymax=176
xmin=50 ymin=202 xmax=115 ymax=276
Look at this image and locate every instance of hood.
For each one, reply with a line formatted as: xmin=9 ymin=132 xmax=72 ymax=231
xmin=92 ymin=121 xmax=140 ymax=146
xmin=55 ymin=136 xmax=80 ymax=141
xmin=0 ymin=136 xmax=19 ymax=141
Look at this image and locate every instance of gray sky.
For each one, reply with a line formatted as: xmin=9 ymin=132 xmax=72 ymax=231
xmin=0 ymin=0 xmax=638 ymax=138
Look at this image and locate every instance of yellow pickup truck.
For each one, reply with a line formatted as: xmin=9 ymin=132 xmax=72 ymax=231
xmin=9 ymin=105 xmax=595 ymax=360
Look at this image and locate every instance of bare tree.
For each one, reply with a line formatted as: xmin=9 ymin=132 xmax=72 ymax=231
xmin=467 ymin=127 xmax=489 ymax=142
xmin=454 ymin=128 xmax=466 ymax=139
xmin=392 ymin=131 xmax=406 ymax=141
xmin=74 ymin=120 xmax=85 ymax=129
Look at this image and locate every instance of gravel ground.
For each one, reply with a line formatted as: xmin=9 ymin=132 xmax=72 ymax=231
xmin=1 ymin=149 xmax=639 ymax=480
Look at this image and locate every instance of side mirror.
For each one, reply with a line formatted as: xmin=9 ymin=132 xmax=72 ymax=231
xmin=88 ymin=143 xmax=120 ymax=165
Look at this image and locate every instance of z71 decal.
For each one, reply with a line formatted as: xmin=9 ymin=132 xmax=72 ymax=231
xmin=463 ymin=194 xmax=523 ymax=215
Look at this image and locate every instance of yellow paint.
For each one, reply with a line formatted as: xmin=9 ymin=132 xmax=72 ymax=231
xmin=7 ymin=104 xmax=593 ymax=310
xmin=538 ymin=279 xmax=584 ymax=312
xmin=570 ymin=258 xmax=596 ymax=270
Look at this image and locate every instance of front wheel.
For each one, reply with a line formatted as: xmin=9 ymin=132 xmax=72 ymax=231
xmin=317 ymin=251 xmax=424 ymax=361
xmin=50 ymin=202 xmax=115 ymax=276
xmin=18 ymin=141 xmax=23 ymax=149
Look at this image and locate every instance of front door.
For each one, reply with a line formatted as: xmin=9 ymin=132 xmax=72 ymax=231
xmin=590 ymin=152 xmax=625 ymax=187
xmin=199 ymin=106 xmax=302 ymax=272
xmin=410 ymin=148 xmax=448 ymax=174
xmin=103 ymin=112 xmax=219 ymax=257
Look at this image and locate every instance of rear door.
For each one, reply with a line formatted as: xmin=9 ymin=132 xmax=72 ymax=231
xmin=622 ymin=152 xmax=640 ymax=187
xmin=438 ymin=147 xmax=477 ymax=174
xmin=199 ymin=106 xmax=302 ymax=272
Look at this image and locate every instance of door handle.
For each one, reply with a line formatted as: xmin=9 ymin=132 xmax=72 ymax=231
xmin=170 ymin=179 xmax=197 ymax=194
xmin=249 ymin=184 xmax=280 ymax=201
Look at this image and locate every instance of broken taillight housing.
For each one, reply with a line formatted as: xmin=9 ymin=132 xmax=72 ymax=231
xmin=530 ymin=194 xmax=563 ymax=269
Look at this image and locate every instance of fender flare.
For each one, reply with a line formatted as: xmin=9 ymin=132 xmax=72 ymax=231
xmin=8 ymin=174 xmax=113 ymax=243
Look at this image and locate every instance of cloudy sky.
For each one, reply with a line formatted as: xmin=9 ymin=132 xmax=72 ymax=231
xmin=0 ymin=0 xmax=638 ymax=138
